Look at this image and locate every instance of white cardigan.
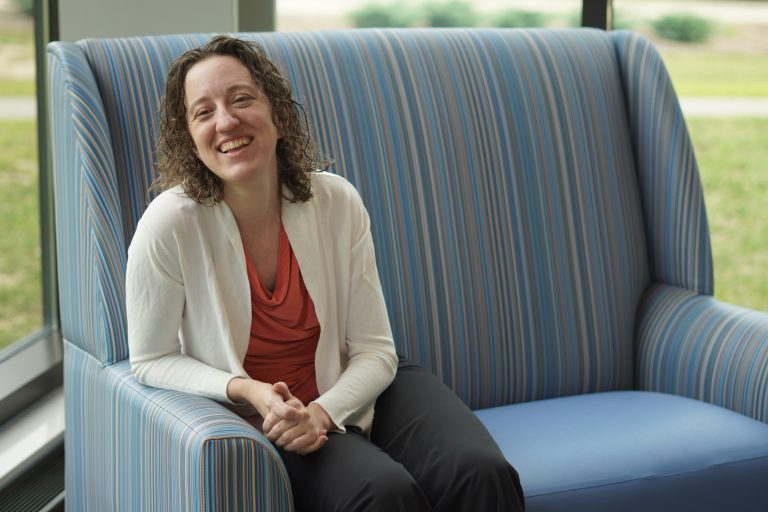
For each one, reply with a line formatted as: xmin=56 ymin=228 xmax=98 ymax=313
xmin=126 ymin=172 xmax=398 ymax=432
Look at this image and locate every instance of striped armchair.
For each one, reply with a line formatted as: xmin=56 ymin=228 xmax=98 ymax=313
xmin=49 ymin=29 xmax=768 ymax=511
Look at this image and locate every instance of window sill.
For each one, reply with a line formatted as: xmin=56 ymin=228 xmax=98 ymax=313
xmin=0 ymin=386 xmax=64 ymax=490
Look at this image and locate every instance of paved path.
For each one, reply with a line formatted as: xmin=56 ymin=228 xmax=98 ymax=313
xmin=3 ymin=96 xmax=768 ymax=121
xmin=278 ymin=0 xmax=768 ymax=24
xmin=679 ymin=97 xmax=768 ymax=118
xmin=0 ymin=97 xmax=36 ymax=120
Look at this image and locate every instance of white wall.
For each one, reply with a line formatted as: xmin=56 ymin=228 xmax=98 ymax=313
xmin=57 ymin=0 xmax=274 ymax=41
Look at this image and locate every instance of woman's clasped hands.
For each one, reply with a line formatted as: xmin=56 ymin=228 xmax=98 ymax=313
xmin=228 ymin=377 xmax=332 ymax=455
xmin=263 ymin=382 xmax=332 ymax=455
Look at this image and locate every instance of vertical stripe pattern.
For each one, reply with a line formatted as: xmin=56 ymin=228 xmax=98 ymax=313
xmin=613 ymin=31 xmax=713 ymax=294
xmin=78 ymin=34 xmax=211 ymax=242
xmin=64 ymin=341 xmax=293 ymax=511
xmin=637 ymin=284 xmax=768 ymax=423
xmin=48 ymin=44 xmax=127 ymax=364
xmin=242 ymin=29 xmax=650 ymax=407
xmin=58 ymin=29 xmax=652 ymax=408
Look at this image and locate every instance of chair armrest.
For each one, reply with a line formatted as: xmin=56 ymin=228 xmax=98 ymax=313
xmin=636 ymin=284 xmax=768 ymax=423
xmin=66 ymin=352 xmax=294 ymax=511
xmin=119 ymin=367 xmax=294 ymax=511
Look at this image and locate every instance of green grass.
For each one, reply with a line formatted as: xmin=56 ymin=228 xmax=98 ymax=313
xmin=0 ymin=120 xmax=42 ymax=350
xmin=0 ymin=25 xmax=35 ymax=97
xmin=662 ymin=52 xmax=768 ymax=96
xmin=0 ymin=29 xmax=33 ymax=46
xmin=687 ymin=117 xmax=768 ymax=312
xmin=0 ymin=79 xmax=34 ymax=96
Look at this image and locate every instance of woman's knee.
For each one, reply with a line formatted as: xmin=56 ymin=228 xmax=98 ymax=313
xmin=435 ymin=449 xmax=525 ymax=512
xmin=343 ymin=463 xmax=430 ymax=512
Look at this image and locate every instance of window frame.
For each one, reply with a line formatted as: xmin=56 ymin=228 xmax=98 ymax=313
xmin=583 ymin=0 xmax=613 ymax=29
xmin=0 ymin=0 xmax=61 ymax=427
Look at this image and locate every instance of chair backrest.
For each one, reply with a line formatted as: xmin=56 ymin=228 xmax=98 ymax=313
xmin=48 ymin=29 xmax=712 ymax=409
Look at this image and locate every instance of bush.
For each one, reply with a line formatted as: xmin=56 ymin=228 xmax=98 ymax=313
xmin=493 ymin=9 xmax=546 ymax=28
xmin=11 ymin=0 xmax=33 ymax=15
xmin=565 ymin=10 xmax=582 ymax=28
xmin=611 ymin=9 xmax=637 ymax=30
xmin=349 ymin=4 xmax=412 ymax=28
xmin=652 ymin=13 xmax=714 ymax=43
xmin=422 ymin=1 xmax=477 ymax=28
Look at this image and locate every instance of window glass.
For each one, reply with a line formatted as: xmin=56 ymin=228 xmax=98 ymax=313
xmin=614 ymin=0 xmax=768 ymax=311
xmin=278 ymin=0 xmax=582 ymax=31
xmin=0 ymin=0 xmax=42 ymax=353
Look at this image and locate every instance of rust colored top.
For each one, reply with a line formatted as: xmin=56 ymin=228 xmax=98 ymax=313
xmin=242 ymin=223 xmax=320 ymax=405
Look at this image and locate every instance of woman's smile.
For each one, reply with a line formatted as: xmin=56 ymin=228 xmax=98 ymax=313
xmin=219 ymin=136 xmax=253 ymax=154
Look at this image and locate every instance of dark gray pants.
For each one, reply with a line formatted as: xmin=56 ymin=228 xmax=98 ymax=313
xmin=279 ymin=358 xmax=525 ymax=512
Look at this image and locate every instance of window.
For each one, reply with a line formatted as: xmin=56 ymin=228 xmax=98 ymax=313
xmin=278 ymin=1 xmax=582 ymax=31
xmin=0 ymin=2 xmax=41 ymax=353
xmin=613 ymin=0 xmax=768 ymax=311
xmin=0 ymin=0 xmax=60 ymax=425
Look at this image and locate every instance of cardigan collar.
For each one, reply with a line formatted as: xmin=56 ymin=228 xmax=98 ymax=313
xmin=213 ymin=174 xmax=328 ymax=338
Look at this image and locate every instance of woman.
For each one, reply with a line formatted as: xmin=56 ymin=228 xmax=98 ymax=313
xmin=126 ymin=35 xmax=524 ymax=511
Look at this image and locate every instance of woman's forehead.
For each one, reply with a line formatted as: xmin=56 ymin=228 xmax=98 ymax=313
xmin=183 ymin=55 xmax=260 ymax=104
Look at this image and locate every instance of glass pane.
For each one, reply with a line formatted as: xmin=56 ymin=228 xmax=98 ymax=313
xmin=0 ymin=0 xmax=43 ymax=351
xmin=278 ymin=0 xmax=582 ymax=31
xmin=614 ymin=0 xmax=768 ymax=311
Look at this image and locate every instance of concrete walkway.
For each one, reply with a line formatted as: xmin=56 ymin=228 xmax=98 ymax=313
xmin=679 ymin=97 xmax=768 ymax=118
xmin=3 ymin=96 xmax=768 ymax=121
xmin=0 ymin=97 xmax=36 ymax=120
xmin=278 ymin=0 xmax=768 ymax=25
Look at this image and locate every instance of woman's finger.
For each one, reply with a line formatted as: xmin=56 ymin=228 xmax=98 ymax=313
xmin=270 ymin=397 xmax=305 ymax=422
xmin=276 ymin=423 xmax=306 ymax=448
xmin=295 ymin=434 xmax=328 ymax=455
xmin=273 ymin=381 xmax=292 ymax=401
xmin=261 ymin=404 xmax=307 ymax=432
xmin=265 ymin=418 xmax=296 ymax=442
xmin=287 ymin=428 xmax=328 ymax=454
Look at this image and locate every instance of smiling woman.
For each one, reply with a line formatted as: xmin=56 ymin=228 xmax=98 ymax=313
xmin=126 ymin=35 xmax=525 ymax=512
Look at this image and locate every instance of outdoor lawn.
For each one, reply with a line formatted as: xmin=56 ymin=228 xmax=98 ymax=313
xmin=664 ymin=52 xmax=768 ymax=97
xmin=689 ymin=117 xmax=768 ymax=310
xmin=0 ymin=120 xmax=41 ymax=350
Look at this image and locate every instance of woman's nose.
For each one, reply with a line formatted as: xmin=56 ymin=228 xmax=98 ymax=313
xmin=215 ymin=107 xmax=239 ymax=130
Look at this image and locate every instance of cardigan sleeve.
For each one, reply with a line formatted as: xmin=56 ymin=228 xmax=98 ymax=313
xmin=312 ymin=184 xmax=398 ymax=429
xmin=126 ymin=208 xmax=239 ymax=404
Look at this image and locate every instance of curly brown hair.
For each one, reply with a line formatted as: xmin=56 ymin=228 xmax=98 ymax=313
xmin=154 ymin=35 xmax=327 ymax=204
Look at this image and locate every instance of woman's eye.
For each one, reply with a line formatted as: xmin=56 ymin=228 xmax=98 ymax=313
xmin=194 ymin=109 xmax=211 ymax=119
xmin=234 ymin=95 xmax=252 ymax=105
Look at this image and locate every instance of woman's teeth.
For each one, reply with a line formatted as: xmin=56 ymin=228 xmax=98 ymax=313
xmin=220 ymin=137 xmax=251 ymax=153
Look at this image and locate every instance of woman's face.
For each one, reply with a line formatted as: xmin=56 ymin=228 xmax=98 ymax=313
xmin=184 ymin=55 xmax=280 ymax=192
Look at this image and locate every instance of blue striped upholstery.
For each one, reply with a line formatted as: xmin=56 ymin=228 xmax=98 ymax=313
xmin=48 ymin=28 xmax=768 ymax=511
xmin=637 ymin=284 xmax=768 ymax=423
xmin=77 ymin=29 xmax=651 ymax=408
xmin=77 ymin=34 xmax=210 ymax=243
xmin=64 ymin=341 xmax=292 ymax=511
xmin=48 ymin=43 xmax=127 ymax=364
xmin=613 ymin=32 xmax=713 ymax=294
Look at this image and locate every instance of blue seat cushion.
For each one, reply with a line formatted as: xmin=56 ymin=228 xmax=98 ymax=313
xmin=475 ymin=391 xmax=768 ymax=512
